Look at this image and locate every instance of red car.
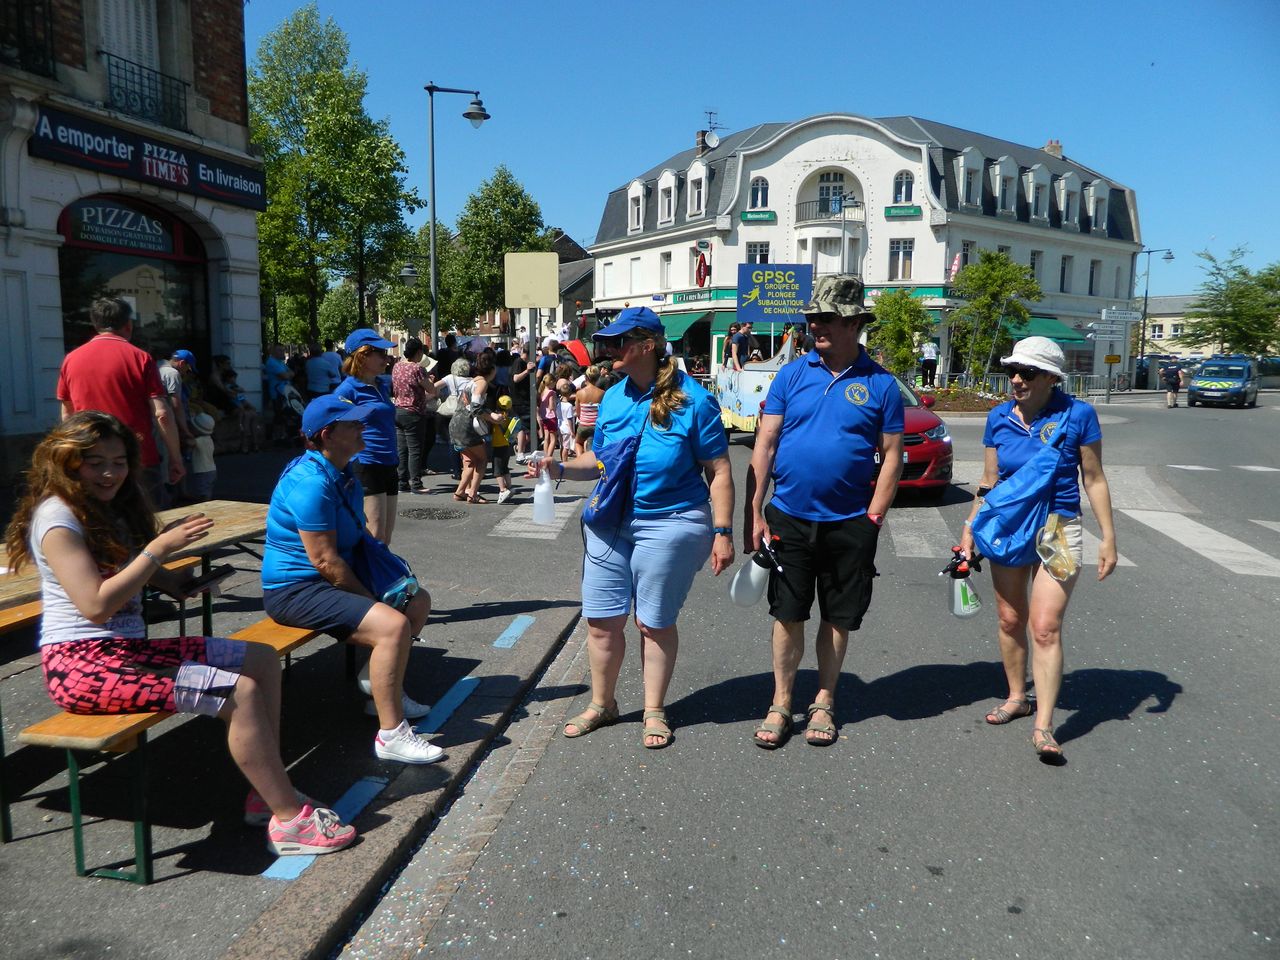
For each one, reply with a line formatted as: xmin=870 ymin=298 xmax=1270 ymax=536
xmin=754 ymin=375 xmax=953 ymax=498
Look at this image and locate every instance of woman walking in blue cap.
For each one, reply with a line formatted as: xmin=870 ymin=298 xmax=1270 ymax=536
xmin=334 ymin=329 xmax=400 ymax=545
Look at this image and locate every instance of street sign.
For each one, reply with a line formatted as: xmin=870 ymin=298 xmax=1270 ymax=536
xmin=1088 ymin=323 xmax=1124 ymax=335
xmin=1102 ymin=308 xmax=1142 ymax=324
xmin=1105 ymin=354 xmax=1122 ymax=364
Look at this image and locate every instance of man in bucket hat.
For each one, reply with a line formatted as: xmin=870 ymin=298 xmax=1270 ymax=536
xmin=746 ymin=275 xmax=905 ymax=749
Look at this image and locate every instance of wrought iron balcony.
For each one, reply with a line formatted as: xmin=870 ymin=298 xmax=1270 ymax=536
xmin=1 ymin=0 xmax=56 ymax=77
xmin=102 ymin=51 xmax=188 ymax=131
xmin=795 ymin=198 xmax=865 ymax=225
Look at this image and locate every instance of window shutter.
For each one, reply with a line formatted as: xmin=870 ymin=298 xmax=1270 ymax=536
xmin=101 ymin=0 xmax=159 ymax=67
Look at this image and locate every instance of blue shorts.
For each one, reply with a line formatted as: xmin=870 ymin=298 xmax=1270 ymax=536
xmin=263 ymin=579 xmax=377 ymax=641
xmin=581 ymin=503 xmax=712 ymax=629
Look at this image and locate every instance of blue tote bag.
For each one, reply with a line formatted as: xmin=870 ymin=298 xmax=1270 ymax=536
xmin=581 ymin=408 xmax=649 ymax=534
xmin=970 ymin=402 xmax=1082 ymax=567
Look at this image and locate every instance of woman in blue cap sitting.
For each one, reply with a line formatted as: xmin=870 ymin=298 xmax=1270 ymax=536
xmin=262 ymin=395 xmax=442 ymax=765
xmin=529 ymin=307 xmax=736 ymax=748
xmin=334 ymin=329 xmax=400 ymax=545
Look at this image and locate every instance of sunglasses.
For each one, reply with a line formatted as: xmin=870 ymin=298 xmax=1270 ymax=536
xmin=597 ymin=335 xmax=642 ymax=348
xmin=1003 ymin=365 xmax=1045 ymax=380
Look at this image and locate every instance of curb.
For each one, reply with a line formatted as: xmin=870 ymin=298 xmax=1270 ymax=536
xmin=219 ymin=608 xmax=583 ymax=960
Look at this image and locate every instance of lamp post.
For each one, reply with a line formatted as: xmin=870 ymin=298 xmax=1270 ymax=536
xmin=1138 ymin=247 xmax=1175 ymax=363
xmin=425 ymin=82 xmax=490 ymax=355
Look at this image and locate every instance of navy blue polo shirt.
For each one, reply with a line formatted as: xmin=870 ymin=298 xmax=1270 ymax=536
xmin=763 ymin=350 xmax=904 ymax=521
xmin=333 ymin=376 xmax=397 ymax=465
xmin=982 ymin=389 xmax=1102 ymax=515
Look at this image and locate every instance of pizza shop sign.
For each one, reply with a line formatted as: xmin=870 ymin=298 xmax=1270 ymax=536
xmin=28 ymin=105 xmax=266 ymax=211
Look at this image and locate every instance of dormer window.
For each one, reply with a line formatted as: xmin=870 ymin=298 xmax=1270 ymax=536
xmin=659 ymin=187 xmax=673 ymax=223
xmin=1056 ymin=171 xmax=1082 ymax=229
xmin=955 ymin=147 xmax=985 ymax=207
xmin=893 ymin=171 xmax=914 ymax=204
xmin=1063 ymin=191 xmax=1075 ymax=221
xmin=750 ymin=177 xmax=769 ymax=209
xmin=1093 ymin=198 xmax=1106 ymax=228
xmin=964 ymin=171 xmax=977 ymax=204
xmin=999 ymin=177 xmax=1012 ymax=210
xmin=689 ymin=176 xmax=704 ymax=215
xmin=1025 ymin=163 xmax=1051 ymax=221
xmin=627 ymin=179 xmax=645 ymax=233
xmin=1033 ymin=184 xmax=1045 ymax=217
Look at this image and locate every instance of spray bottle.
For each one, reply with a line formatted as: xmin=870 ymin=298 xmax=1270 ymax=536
xmin=940 ymin=547 xmax=983 ymax=618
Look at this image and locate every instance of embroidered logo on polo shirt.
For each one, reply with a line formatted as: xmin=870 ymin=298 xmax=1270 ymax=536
xmin=1039 ymin=421 xmax=1060 ymax=443
xmin=845 ymin=383 xmax=869 ymax=406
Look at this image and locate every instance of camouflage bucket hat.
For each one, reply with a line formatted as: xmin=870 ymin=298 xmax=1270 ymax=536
xmin=800 ymin=274 xmax=876 ymax=323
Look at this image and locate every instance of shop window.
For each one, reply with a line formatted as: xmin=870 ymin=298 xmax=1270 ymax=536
xmin=58 ymin=194 xmax=208 ymax=360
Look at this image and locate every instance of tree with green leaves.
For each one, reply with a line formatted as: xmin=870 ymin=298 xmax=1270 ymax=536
xmin=249 ymin=4 xmax=415 ymax=340
xmin=451 ymin=166 xmax=549 ymax=323
xmin=947 ymin=249 xmax=1043 ymax=380
xmin=868 ymin=289 xmax=936 ymax=378
xmin=1175 ymin=248 xmax=1280 ymax=355
xmin=376 ymin=223 xmax=467 ymax=336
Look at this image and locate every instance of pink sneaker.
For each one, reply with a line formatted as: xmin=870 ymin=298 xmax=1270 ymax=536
xmin=244 ymin=789 xmax=320 ymax=826
xmin=267 ymin=805 xmax=356 ymax=856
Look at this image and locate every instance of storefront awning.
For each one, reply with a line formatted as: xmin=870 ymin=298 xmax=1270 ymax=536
xmin=658 ymin=310 xmax=713 ymax=340
xmin=1019 ymin=315 xmax=1089 ymax=344
xmin=710 ymin=311 xmax=737 ymax=334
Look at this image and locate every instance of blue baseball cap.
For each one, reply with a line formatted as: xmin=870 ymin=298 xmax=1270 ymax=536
xmin=592 ymin=306 xmax=664 ymax=340
xmin=344 ymin=328 xmax=395 ymax=353
xmin=301 ymin=395 xmax=376 ymax=438
xmin=172 ymin=349 xmax=197 ymax=370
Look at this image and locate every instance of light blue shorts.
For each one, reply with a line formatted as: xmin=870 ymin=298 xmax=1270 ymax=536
xmin=581 ymin=503 xmax=712 ymax=629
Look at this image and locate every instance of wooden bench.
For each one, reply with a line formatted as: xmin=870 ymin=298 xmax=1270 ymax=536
xmin=0 ymin=556 xmax=204 ymax=846
xmin=16 ymin=617 xmax=322 ymax=884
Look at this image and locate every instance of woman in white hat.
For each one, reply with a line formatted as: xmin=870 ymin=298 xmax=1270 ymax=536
xmin=959 ymin=336 xmax=1117 ymax=763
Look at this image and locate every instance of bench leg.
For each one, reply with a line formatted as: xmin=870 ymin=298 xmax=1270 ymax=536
xmin=66 ymin=735 xmax=154 ymax=885
xmin=0 ymin=697 xmax=12 ymax=843
xmin=201 ymin=557 xmax=214 ymax=637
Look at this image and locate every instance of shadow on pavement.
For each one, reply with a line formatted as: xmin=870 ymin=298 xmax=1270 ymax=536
xmin=1054 ymin=667 xmax=1182 ymax=745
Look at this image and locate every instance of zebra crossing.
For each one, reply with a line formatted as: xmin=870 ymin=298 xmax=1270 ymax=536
xmin=895 ymin=461 xmax=1280 ymax=578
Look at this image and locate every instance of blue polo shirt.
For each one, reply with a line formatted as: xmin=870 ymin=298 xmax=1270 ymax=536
xmin=982 ymin=389 xmax=1101 ymax=515
xmin=764 ymin=349 xmax=905 ymax=522
xmin=333 ymin=376 xmax=397 ymax=465
xmin=262 ymin=451 xmax=366 ymax=590
xmin=595 ymin=370 xmax=728 ymax=517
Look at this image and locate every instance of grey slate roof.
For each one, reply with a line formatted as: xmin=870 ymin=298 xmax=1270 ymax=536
xmin=1145 ymin=295 xmax=1201 ymax=315
xmin=559 ymin=258 xmax=594 ymax=295
xmin=592 ymin=114 xmax=1137 ymax=247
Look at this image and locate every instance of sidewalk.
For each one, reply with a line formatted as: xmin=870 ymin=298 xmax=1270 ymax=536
xmin=0 ymin=442 xmax=592 ymax=960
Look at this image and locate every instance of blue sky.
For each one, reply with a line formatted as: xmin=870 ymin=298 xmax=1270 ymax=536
xmin=244 ymin=0 xmax=1280 ymax=297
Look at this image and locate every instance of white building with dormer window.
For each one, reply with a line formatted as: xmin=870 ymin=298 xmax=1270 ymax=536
xmin=588 ymin=115 xmax=1142 ymax=377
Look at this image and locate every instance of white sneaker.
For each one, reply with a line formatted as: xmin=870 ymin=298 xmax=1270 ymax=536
xmin=374 ymin=721 xmax=445 ymax=764
xmin=364 ymin=694 xmax=432 ymax=720
xmin=496 ymin=488 xmax=513 ymax=504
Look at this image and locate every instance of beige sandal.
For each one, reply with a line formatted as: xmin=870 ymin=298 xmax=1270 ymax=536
xmin=641 ymin=709 xmax=672 ymax=749
xmin=563 ymin=701 xmax=618 ymax=739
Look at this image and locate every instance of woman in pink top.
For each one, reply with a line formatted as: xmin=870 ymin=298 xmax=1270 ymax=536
xmin=391 ymin=339 xmax=438 ymax=494
xmin=574 ymin=365 xmax=605 ymax=457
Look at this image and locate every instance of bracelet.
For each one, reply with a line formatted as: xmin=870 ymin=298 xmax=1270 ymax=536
xmin=963 ymin=519 xmax=973 ymax=527
xmin=867 ymin=513 xmax=886 ymax=527
xmin=140 ymin=549 xmax=162 ymax=567
xmin=712 ymin=526 xmax=732 ymax=536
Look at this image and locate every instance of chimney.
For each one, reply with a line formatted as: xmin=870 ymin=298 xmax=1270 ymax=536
xmin=1043 ymin=138 xmax=1063 ymax=159
xmin=695 ymin=130 xmax=708 ymax=158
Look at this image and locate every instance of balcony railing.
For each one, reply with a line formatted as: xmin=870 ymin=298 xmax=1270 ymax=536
xmin=795 ymin=198 xmax=865 ymax=225
xmin=102 ymin=51 xmax=188 ymax=131
xmin=1 ymin=0 xmax=56 ymax=78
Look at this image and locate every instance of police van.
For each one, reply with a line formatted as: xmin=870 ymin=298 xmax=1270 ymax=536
xmin=1186 ymin=356 xmax=1260 ymax=408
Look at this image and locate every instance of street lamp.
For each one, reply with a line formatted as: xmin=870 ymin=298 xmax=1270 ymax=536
xmin=1138 ymin=247 xmax=1175 ymax=363
xmin=424 ymin=82 xmax=490 ymax=355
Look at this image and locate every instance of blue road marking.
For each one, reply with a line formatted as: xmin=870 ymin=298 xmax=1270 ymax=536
xmin=414 ymin=675 xmax=480 ymax=735
xmin=493 ymin=615 xmax=535 ymax=649
xmin=262 ymin=776 xmax=389 ymax=880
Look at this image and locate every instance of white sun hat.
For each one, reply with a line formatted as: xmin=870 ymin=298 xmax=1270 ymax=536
xmin=1001 ymin=336 xmax=1066 ymax=378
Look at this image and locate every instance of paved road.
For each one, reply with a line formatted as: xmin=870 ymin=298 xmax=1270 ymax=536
xmin=341 ymin=394 xmax=1280 ymax=960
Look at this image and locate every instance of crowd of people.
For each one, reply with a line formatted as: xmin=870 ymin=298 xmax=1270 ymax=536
xmin=4 ymin=280 xmax=1117 ymax=863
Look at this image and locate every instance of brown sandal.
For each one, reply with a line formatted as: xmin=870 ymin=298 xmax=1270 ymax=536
xmin=805 ymin=701 xmax=837 ymax=746
xmin=985 ymin=697 xmax=1033 ymax=725
xmin=1032 ymin=727 xmax=1065 ymax=763
xmin=468 ymin=494 xmax=489 ymax=504
xmin=563 ymin=701 xmax=619 ymax=739
xmin=753 ymin=705 xmax=792 ymax=749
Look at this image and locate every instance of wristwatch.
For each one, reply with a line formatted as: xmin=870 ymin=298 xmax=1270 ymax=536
xmin=867 ymin=513 xmax=886 ymax=527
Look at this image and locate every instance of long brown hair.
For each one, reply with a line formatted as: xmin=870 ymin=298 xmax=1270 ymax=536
xmin=629 ymin=330 xmax=686 ymax=427
xmin=341 ymin=344 xmax=383 ymax=379
xmin=4 ymin=412 xmax=158 ymax=573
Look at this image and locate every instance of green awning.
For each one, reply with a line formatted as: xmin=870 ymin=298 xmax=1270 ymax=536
xmin=657 ymin=310 xmax=712 ymax=340
xmin=710 ymin=311 xmax=737 ymax=334
xmin=1017 ymin=315 xmax=1088 ymax=344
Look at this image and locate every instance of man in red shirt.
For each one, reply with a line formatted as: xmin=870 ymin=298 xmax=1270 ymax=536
xmin=57 ymin=297 xmax=185 ymax=499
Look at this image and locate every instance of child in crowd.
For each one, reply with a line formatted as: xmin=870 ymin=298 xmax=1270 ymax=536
xmin=188 ymin=412 xmax=217 ymax=502
xmin=574 ymin=365 xmax=604 ymax=458
xmin=538 ymin=374 xmax=559 ymax=459
xmin=556 ymin=382 xmax=576 ymax=460
xmin=491 ymin=394 xmax=516 ymax=504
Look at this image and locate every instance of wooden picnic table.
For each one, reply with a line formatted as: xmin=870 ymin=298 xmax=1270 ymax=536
xmin=0 ymin=499 xmax=267 ymax=621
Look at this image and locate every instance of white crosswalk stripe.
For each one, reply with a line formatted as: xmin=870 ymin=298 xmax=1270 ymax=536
xmin=488 ymin=496 xmax=583 ymax=540
xmin=1122 ymin=510 xmax=1280 ymax=577
xmin=1250 ymin=520 xmax=1280 ymax=535
xmin=886 ymin=507 xmax=1133 ymax=568
xmin=1169 ymin=464 xmax=1218 ymax=471
xmin=1238 ymin=465 xmax=1280 ymax=473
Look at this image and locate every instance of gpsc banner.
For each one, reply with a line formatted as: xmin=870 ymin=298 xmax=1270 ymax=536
xmin=737 ymin=264 xmax=813 ymax=327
